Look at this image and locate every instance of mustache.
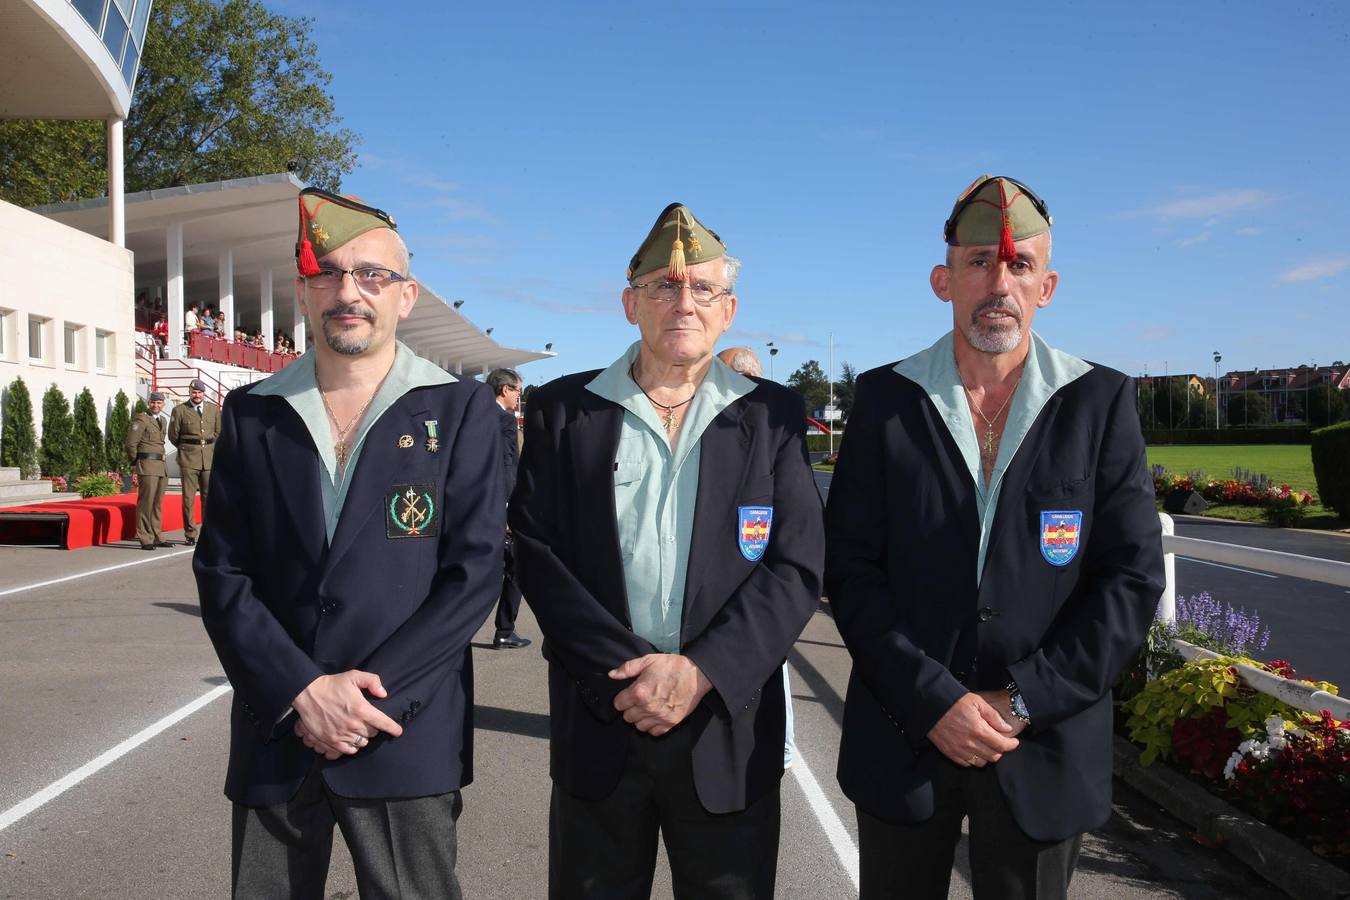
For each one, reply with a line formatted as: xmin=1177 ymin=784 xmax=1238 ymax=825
xmin=322 ymin=303 xmax=374 ymax=324
xmin=971 ymin=297 xmax=1021 ymax=323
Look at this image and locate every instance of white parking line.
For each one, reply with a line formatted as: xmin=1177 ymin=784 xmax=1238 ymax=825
xmin=789 ymin=749 xmax=860 ymax=893
xmin=0 ymin=683 xmax=231 ymax=833
xmin=0 ymin=548 xmax=195 ymax=600
xmin=1176 ymin=556 xmax=1278 ymax=579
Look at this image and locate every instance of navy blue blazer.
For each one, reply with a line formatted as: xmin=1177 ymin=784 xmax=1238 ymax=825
xmin=509 ymin=372 xmax=824 ymax=814
xmin=194 ymin=378 xmax=504 ymax=806
xmin=825 ymin=362 xmax=1164 ymax=842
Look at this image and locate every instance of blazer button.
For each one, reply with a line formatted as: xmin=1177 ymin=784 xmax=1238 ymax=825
xmin=410 ymin=701 xmax=422 ymax=712
xmin=977 ymin=607 xmax=995 ymax=622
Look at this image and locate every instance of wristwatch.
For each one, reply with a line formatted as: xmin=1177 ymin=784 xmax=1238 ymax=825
xmin=1006 ymin=682 xmax=1031 ymax=725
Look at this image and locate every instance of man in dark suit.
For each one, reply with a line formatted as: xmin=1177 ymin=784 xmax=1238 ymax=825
xmin=195 ymin=188 xmax=504 ymax=899
xmin=487 ymin=366 xmax=531 ymax=649
xmin=825 ymin=176 xmax=1165 ymax=899
xmin=510 ymin=203 xmax=824 ymax=898
xmin=168 ymin=377 xmax=221 ymax=546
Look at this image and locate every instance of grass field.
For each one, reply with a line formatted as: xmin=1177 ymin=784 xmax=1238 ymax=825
xmin=1145 ymin=444 xmax=1317 ymax=493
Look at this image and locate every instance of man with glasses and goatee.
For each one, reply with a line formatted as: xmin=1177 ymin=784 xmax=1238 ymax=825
xmin=195 ymin=188 xmax=504 ymax=899
xmin=510 ymin=203 xmax=824 ymax=898
xmin=825 ymin=176 xmax=1164 ymax=899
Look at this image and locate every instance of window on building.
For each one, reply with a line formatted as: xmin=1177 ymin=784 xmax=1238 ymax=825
xmin=28 ymin=316 xmax=47 ymax=361
xmin=96 ymin=330 xmax=113 ymax=371
xmin=0 ymin=308 xmax=10 ymax=359
xmin=65 ymin=323 xmax=81 ymax=366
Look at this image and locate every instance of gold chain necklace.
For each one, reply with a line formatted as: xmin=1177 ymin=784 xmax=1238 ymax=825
xmin=319 ymin=382 xmax=380 ymax=468
xmin=630 ymin=363 xmax=696 ymax=433
xmin=957 ymin=363 xmax=1024 ymax=463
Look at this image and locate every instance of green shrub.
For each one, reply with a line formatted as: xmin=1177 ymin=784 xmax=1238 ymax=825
xmin=0 ymin=377 xmax=39 ymax=479
xmin=72 ymin=472 xmax=120 ymax=498
xmin=1311 ymin=421 xmax=1350 ymax=518
xmin=71 ymin=388 xmax=105 ymax=476
xmin=38 ymin=384 xmax=75 ymax=479
xmin=1144 ymin=427 xmax=1310 ymax=446
xmin=105 ymin=390 xmax=131 ymax=475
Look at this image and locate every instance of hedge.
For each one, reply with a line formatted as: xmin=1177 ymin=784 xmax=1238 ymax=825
xmin=1310 ymin=422 xmax=1350 ymax=518
xmin=807 ymin=432 xmax=844 ymax=453
xmin=1144 ymin=427 xmax=1310 ymax=446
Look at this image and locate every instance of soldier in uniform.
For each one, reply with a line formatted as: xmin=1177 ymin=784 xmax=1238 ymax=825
xmin=125 ymin=391 xmax=170 ymax=551
xmin=168 ymin=378 xmax=221 ymax=546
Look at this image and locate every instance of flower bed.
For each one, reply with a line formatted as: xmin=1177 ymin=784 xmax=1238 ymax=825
xmin=1117 ymin=593 xmax=1349 ymax=864
xmin=1152 ymin=465 xmax=1316 ymax=526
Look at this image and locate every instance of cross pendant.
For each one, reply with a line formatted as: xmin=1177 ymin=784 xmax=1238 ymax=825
xmin=663 ymin=410 xmax=677 ymax=432
xmin=984 ymin=427 xmax=996 ymax=456
xmin=335 ymin=441 xmax=349 ymax=466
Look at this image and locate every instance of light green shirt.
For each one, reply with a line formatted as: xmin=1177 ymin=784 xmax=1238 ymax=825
xmin=252 ymin=341 xmax=455 ymax=542
xmin=586 ymin=342 xmax=756 ymax=652
xmin=894 ymin=331 xmax=1091 ymax=584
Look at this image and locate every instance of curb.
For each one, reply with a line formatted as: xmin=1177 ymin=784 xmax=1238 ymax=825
xmin=1113 ymin=735 xmax=1350 ymax=900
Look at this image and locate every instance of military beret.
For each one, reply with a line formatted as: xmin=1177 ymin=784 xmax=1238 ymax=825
xmin=944 ymin=175 xmax=1052 ymax=262
xmin=627 ymin=203 xmax=726 ymax=282
xmin=189 ymin=379 xmax=207 ymax=392
xmin=148 ymin=391 xmax=166 ymax=402
xmin=295 ymin=187 xmax=397 ymax=276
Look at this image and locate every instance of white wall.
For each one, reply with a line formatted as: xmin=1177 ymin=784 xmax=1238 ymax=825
xmin=0 ymin=199 xmax=137 ymax=456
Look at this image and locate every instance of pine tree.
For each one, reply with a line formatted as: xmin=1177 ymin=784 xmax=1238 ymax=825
xmin=38 ymin=384 xmax=75 ymax=479
xmin=106 ymin=390 xmax=132 ymax=474
xmin=1 ymin=377 xmax=40 ymax=479
xmin=71 ymin=388 xmax=105 ymax=476
xmin=132 ymin=397 xmax=148 ymax=416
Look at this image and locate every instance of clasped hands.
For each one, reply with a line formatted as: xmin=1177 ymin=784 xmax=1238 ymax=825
xmin=291 ymin=670 xmax=404 ymax=760
xmin=926 ymin=690 xmax=1027 ymax=769
xmin=609 ymin=653 xmax=712 ymax=737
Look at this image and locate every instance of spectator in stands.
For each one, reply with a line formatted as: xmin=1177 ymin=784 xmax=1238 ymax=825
xmin=200 ymin=306 xmax=218 ymax=338
xmin=184 ymin=302 xmax=201 ymax=334
xmin=152 ymin=314 xmax=169 ymax=358
xmin=234 ymin=327 xmax=246 ymax=343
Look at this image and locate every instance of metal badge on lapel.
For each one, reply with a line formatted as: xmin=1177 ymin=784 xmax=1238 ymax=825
xmin=1039 ymin=510 xmax=1083 ymax=566
xmin=398 ymin=434 xmax=414 ymax=449
xmin=424 ymin=420 xmax=440 ymax=453
xmin=738 ymin=506 xmax=773 ymax=562
xmin=387 ymin=483 xmax=440 ymax=539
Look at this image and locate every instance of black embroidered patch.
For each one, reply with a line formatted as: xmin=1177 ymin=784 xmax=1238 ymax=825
xmin=386 ymin=483 xmax=439 ymax=539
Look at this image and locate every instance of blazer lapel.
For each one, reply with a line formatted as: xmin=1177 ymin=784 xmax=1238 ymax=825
xmin=566 ymin=399 xmax=630 ymax=625
xmin=262 ymin=398 xmax=326 ymax=563
xmin=683 ymin=401 xmax=752 ymax=617
xmin=918 ymin=398 xmax=982 ymax=558
xmin=325 ymin=394 xmax=431 ymax=569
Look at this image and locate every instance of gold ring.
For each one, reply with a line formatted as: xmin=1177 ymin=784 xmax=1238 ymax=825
xmin=967 ymin=754 xmax=981 ymax=766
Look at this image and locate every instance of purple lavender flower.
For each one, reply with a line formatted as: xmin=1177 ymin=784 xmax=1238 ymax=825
xmin=1174 ymin=591 xmax=1272 ymax=656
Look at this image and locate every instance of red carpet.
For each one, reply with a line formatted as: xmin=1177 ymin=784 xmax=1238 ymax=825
xmin=0 ymin=494 xmax=202 ymax=550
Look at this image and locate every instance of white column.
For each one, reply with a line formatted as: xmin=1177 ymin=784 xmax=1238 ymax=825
xmin=481 ymin=364 xmax=489 ymax=378
xmin=107 ymin=118 xmax=125 ymax=248
xmin=292 ymin=283 xmax=307 ymax=354
xmin=455 ymin=361 xmax=462 ymax=375
xmin=166 ymin=223 xmax=184 ymax=359
xmin=259 ymin=271 xmax=274 ymax=351
xmin=218 ymin=248 xmax=234 ymax=340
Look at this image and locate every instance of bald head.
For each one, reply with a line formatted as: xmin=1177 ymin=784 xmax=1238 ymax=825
xmin=718 ymin=346 xmax=762 ymax=377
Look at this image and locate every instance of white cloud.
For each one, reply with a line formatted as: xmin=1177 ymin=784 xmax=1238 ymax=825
xmin=1131 ymin=189 xmax=1275 ymax=220
xmin=1277 ymin=255 xmax=1350 ymax=284
xmin=1178 ymin=231 xmax=1213 ymax=248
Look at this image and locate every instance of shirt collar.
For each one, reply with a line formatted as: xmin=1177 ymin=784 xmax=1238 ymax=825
xmin=252 ymin=340 xmax=454 ymax=399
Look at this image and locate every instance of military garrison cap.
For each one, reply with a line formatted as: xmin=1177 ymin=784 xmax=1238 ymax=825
xmin=148 ymin=391 xmax=165 ymax=402
xmin=627 ymin=203 xmax=726 ymax=282
xmin=295 ymin=187 xmax=398 ymax=276
xmin=943 ymin=176 xmax=1052 ymax=263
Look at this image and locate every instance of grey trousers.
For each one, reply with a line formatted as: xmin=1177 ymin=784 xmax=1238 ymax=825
xmin=231 ymin=766 xmax=463 ymax=900
xmin=857 ymin=762 xmax=1082 ymax=900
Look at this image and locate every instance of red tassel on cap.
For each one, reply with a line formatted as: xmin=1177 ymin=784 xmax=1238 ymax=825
xmin=997 ymin=180 xmax=1017 ymax=263
xmin=296 ymin=196 xmax=322 ymax=276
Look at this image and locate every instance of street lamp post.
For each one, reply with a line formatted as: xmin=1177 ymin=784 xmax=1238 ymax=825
xmin=1213 ymin=351 xmax=1222 ymax=429
xmin=766 ymin=341 xmax=778 ymax=381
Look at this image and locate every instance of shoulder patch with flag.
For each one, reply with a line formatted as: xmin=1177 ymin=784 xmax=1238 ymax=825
xmin=738 ymin=505 xmax=773 ymax=562
xmin=1039 ymin=510 xmax=1082 ymax=566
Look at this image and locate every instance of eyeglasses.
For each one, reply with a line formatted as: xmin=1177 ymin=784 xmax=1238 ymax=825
xmin=304 ymin=266 xmax=408 ymax=294
xmin=631 ymin=279 xmax=731 ymax=307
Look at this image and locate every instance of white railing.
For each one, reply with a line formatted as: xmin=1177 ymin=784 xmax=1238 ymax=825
xmin=1157 ymin=511 xmax=1350 ymax=719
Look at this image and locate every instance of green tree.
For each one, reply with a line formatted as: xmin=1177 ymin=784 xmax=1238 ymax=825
xmin=1 ymin=378 xmax=40 ymax=479
xmin=39 ymin=384 xmax=76 ymax=478
xmin=787 ymin=360 xmax=831 ymax=414
xmin=133 ymin=397 xmax=149 ymax=417
xmin=71 ymin=388 xmax=106 ymax=476
xmin=835 ymin=362 xmax=858 ymax=421
xmin=1308 ymin=384 xmax=1348 ymax=428
xmin=106 ymin=390 xmax=133 ymax=474
xmin=0 ymin=0 xmax=358 ymax=207
xmin=1227 ymin=391 xmax=1272 ymax=426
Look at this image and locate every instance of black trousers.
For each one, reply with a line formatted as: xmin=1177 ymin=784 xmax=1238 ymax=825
xmin=231 ymin=765 xmax=463 ymax=900
xmin=857 ymin=761 xmax=1081 ymax=900
xmin=494 ymin=540 xmax=523 ymax=638
xmin=549 ymin=724 xmax=781 ymax=900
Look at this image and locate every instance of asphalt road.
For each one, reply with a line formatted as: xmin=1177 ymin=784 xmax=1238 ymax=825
xmin=0 ymin=514 xmax=1309 ymax=898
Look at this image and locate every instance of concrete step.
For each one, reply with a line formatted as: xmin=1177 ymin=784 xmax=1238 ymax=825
xmin=0 ymin=467 xmax=22 ymax=483
xmin=0 ymin=479 xmax=54 ymax=501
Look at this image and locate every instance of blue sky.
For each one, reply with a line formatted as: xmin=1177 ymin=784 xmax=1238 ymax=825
xmin=277 ymin=0 xmax=1349 ymax=386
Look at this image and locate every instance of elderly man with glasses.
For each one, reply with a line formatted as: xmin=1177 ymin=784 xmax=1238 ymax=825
xmin=510 ymin=203 xmax=824 ymax=898
xmin=195 ymin=187 xmax=505 ymax=899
